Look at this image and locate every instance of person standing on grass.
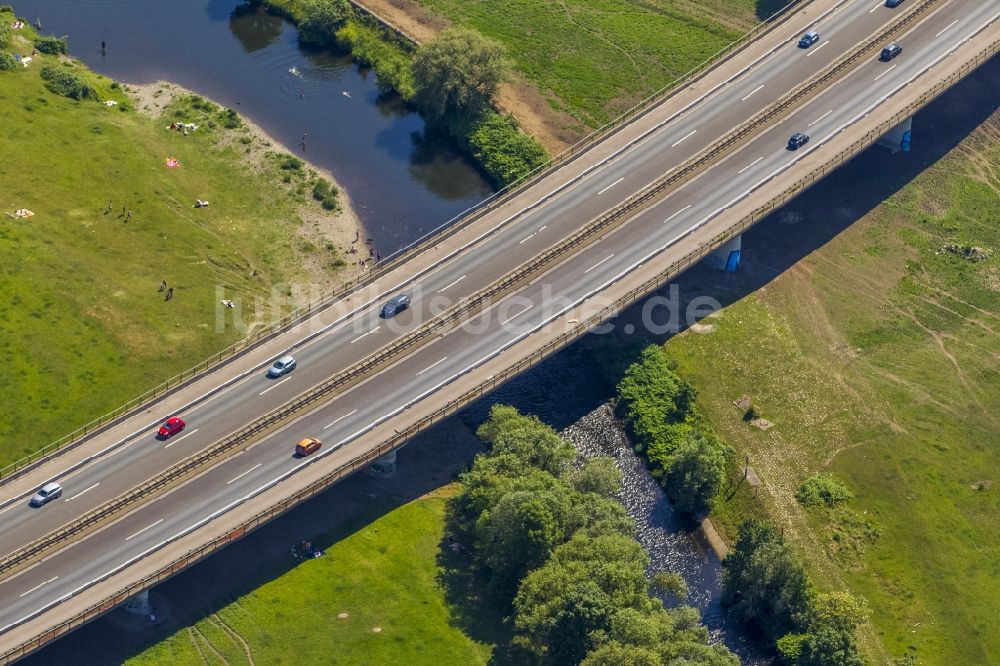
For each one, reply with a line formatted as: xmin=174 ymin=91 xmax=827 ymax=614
xmin=165 ymin=287 xmax=174 ymax=301
xmin=158 ymin=280 xmax=167 ymax=292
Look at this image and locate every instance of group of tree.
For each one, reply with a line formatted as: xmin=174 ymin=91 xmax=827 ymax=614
xmin=452 ymin=404 xmax=738 ymax=665
xmin=615 ymin=345 xmax=732 ymax=516
xmin=723 ymin=519 xmax=869 ymax=666
xmin=282 ymin=0 xmax=548 ymax=184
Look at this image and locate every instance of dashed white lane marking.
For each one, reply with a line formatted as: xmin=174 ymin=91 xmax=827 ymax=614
xmin=324 ymin=410 xmax=358 ymax=430
xmin=664 ymin=205 xmax=692 ymax=224
xmin=670 ymin=129 xmax=697 ymax=148
xmin=936 ymin=19 xmax=958 ymax=37
xmin=741 ymin=84 xmax=764 ymax=101
xmin=500 ymin=305 xmax=533 ymax=325
xmin=869 ymin=1 xmax=883 ymax=14
xmin=164 ymin=429 xmax=199 ymax=449
xmin=806 ymin=40 xmax=829 ymax=57
xmin=738 ymin=157 xmax=764 ymax=174
xmin=227 ymin=464 xmax=262 ymax=485
xmin=350 ymin=326 xmax=380 ymax=344
xmin=518 ymin=233 xmax=536 ymax=244
xmin=125 ymin=519 xmax=163 ymax=542
xmin=258 ymin=379 xmax=290 ymax=396
xmin=416 ymin=357 xmax=448 ymax=376
xmin=596 ymin=177 xmax=624 ymax=195
xmin=66 ymin=483 xmax=100 ymax=502
xmin=584 ymin=254 xmax=615 ymax=275
xmin=19 ymin=577 xmax=58 ymax=598
xmin=873 ymin=63 xmax=897 ymax=82
xmin=437 ymin=275 xmax=466 ymax=292
xmin=808 ymin=109 xmax=833 ymax=126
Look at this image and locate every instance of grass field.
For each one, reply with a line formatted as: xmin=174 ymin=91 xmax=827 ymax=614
xmin=416 ymin=0 xmax=765 ymax=128
xmin=126 ymin=489 xmax=492 ymax=666
xmin=657 ymin=106 xmax=1000 ymax=663
xmin=0 ymin=13 xmax=352 ymax=468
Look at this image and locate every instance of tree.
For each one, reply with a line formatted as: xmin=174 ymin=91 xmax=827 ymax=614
xmin=616 ymin=346 xmax=694 ymax=460
xmin=567 ymin=491 xmax=635 ymax=539
xmin=722 ymin=520 xmax=812 ymax=641
xmin=476 ymin=404 xmax=576 ymax=476
xmin=297 ymin=0 xmax=351 ymax=46
xmin=662 ymin=431 xmax=730 ymax=516
xmin=797 ymin=625 xmax=864 ymax=666
xmin=476 ymin=489 xmax=572 ymax=594
xmin=787 ymin=592 xmax=868 ymax=666
xmin=569 ymin=457 xmax=623 ymax=498
xmin=412 ymin=27 xmax=508 ymax=121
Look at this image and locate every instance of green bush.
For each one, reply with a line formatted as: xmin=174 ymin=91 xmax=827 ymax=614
xmin=297 ymin=0 xmax=351 ymax=46
xmin=311 ymin=178 xmax=339 ymax=211
xmin=466 ymin=112 xmax=548 ymax=186
xmin=0 ymin=29 xmax=10 ymax=50
xmin=278 ymin=155 xmax=303 ymax=172
xmin=795 ymin=474 xmax=853 ymax=508
xmin=40 ymin=65 xmax=98 ymax=100
xmin=34 ymin=35 xmax=68 ymax=55
xmin=335 ymin=19 xmax=415 ymax=100
xmin=219 ymin=108 xmax=241 ymax=129
xmin=0 ymin=52 xmax=16 ymax=72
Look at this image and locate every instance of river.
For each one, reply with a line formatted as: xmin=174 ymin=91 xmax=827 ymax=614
xmin=10 ymin=0 xmax=494 ymax=252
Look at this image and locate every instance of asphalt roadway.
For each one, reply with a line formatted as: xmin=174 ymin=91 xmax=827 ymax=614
xmin=1 ymin=0 xmax=997 ymax=637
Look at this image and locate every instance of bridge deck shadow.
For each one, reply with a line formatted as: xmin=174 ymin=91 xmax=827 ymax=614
xmin=19 ymin=54 xmax=998 ymax=666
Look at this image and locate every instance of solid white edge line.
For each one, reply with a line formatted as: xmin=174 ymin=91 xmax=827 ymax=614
xmin=9 ymin=4 xmax=991 ymax=636
xmin=437 ymin=275 xmax=466 ymax=293
xmin=349 ymin=326 xmax=379 ymax=344
xmin=741 ymin=84 xmax=764 ymax=101
xmin=416 ymin=357 xmax=448 ymax=376
xmin=258 ymin=378 xmax=290 ymax=396
xmin=19 ymin=577 xmax=58 ymax=599
xmin=670 ymin=129 xmax=697 ymax=148
xmin=66 ymin=483 xmax=100 ymax=502
xmin=323 ymin=409 xmax=358 ymax=430
xmin=164 ymin=429 xmax=199 ymax=450
xmin=596 ymin=177 xmax=624 ymax=195
xmin=226 ymin=463 xmax=262 ymax=485
xmin=124 ymin=519 xmax=164 ymax=542
xmin=584 ymin=254 xmax=615 ymax=275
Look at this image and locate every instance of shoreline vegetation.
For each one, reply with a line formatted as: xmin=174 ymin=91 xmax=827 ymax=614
xmin=0 ymin=7 xmax=362 ymax=465
xmin=255 ymin=0 xmax=551 ymax=188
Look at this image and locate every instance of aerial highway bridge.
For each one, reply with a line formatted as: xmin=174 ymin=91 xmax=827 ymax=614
xmin=0 ymin=0 xmax=996 ymax=659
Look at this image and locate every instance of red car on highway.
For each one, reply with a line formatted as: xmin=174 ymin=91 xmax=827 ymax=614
xmin=157 ymin=416 xmax=186 ymax=439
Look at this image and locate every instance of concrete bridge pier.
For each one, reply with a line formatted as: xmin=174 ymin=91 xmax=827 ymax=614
xmin=877 ymin=115 xmax=913 ymax=153
xmin=123 ymin=589 xmax=152 ymax=616
xmin=705 ymin=234 xmax=742 ymax=272
xmin=370 ymin=450 xmax=397 ymax=478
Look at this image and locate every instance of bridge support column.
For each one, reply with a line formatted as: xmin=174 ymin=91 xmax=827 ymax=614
xmin=370 ymin=450 xmax=397 ymax=478
xmin=123 ymin=589 xmax=152 ymax=616
xmin=877 ymin=116 xmax=913 ymax=153
xmin=705 ymin=234 xmax=742 ymax=272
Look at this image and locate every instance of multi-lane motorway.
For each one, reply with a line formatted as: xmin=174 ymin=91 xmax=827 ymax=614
xmin=1 ymin=0 xmax=997 ymax=644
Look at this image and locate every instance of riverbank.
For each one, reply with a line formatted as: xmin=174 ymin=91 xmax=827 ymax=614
xmin=0 ymin=7 xmax=363 ymax=466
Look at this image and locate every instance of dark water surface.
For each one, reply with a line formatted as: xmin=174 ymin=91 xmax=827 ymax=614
xmin=10 ymin=0 xmax=493 ymax=252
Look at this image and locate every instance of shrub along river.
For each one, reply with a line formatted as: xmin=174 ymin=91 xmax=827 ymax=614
xmin=12 ymin=0 xmax=762 ymax=660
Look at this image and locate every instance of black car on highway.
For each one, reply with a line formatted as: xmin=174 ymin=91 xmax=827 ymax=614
xmin=787 ymin=132 xmax=809 ymax=150
xmin=381 ymin=294 xmax=411 ymax=318
xmin=880 ymin=43 xmax=902 ymax=61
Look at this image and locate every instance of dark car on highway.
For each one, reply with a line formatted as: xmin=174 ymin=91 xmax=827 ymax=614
xmin=157 ymin=416 xmax=186 ymax=439
xmin=885 ymin=0 xmax=904 ymax=7
xmin=880 ymin=43 xmax=902 ymax=61
xmin=787 ymin=132 xmax=809 ymax=150
xmin=798 ymin=31 xmax=820 ymax=48
xmin=380 ymin=294 xmax=411 ymax=318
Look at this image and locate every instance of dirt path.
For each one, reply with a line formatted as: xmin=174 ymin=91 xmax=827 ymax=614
xmin=352 ymin=0 xmax=583 ymax=154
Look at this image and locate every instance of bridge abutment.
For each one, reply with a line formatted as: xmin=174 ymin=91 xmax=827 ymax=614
xmin=123 ymin=589 xmax=151 ymax=616
xmin=877 ymin=115 xmax=913 ymax=153
xmin=705 ymin=234 xmax=742 ymax=272
xmin=370 ymin=450 xmax=397 ymax=478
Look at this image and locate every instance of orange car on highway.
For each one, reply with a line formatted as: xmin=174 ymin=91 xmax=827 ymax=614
xmin=295 ymin=437 xmax=322 ymax=457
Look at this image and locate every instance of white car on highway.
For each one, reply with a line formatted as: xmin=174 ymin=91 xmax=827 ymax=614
xmin=267 ymin=355 xmax=297 ymax=378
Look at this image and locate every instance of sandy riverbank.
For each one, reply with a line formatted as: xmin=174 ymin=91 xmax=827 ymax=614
xmin=127 ymin=80 xmax=367 ymax=287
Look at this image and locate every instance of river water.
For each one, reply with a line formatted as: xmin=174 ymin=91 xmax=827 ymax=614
xmin=9 ymin=0 xmax=493 ymax=252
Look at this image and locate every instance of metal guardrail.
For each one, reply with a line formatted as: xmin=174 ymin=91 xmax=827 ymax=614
xmin=2 ymin=34 xmax=996 ymax=665
xmin=0 ymin=0 xmax=816 ymax=483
